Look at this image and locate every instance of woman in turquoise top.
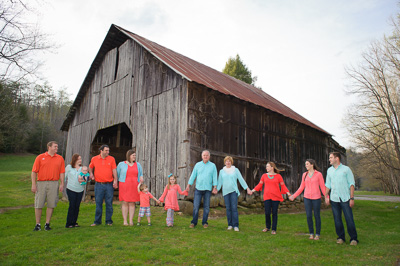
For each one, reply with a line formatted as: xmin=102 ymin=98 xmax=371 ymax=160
xmin=65 ymin=153 xmax=84 ymax=228
xmin=217 ymin=156 xmax=252 ymax=232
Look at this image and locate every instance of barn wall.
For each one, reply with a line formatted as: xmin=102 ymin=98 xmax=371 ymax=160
xmin=187 ymin=83 xmax=345 ymax=192
xmin=65 ymin=40 xmax=134 ymax=165
xmin=130 ymin=41 xmax=189 ymax=198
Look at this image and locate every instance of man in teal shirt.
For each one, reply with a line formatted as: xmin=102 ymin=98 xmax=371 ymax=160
xmin=186 ymin=150 xmax=218 ymax=228
xmin=325 ymin=152 xmax=358 ymax=246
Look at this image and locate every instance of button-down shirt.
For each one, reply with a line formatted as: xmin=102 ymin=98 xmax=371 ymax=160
xmin=188 ymin=161 xmax=218 ymax=191
xmin=325 ymin=163 xmax=355 ymax=202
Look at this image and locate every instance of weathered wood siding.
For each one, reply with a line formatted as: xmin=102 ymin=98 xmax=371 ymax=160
xmin=65 ymin=39 xmax=189 ymax=198
xmin=130 ymin=41 xmax=189 ymax=198
xmin=65 ymin=40 xmax=134 ymax=166
xmin=187 ymin=82 xmax=345 ymax=192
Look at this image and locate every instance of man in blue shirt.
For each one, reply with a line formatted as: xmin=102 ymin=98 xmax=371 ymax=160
xmin=325 ymin=152 xmax=358 ymax=246
xmin=186 ymin=150 xmax=218 ymax=228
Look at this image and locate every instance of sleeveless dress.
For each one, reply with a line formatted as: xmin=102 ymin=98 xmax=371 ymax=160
xmin=119 ymin=162 xmax=140 ymax=202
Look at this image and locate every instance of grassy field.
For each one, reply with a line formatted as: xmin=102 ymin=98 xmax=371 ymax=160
xmin=355 ymin=190 xmax=400 ymax=197
xmin=1 ymin=154 xmax=400 ymax=265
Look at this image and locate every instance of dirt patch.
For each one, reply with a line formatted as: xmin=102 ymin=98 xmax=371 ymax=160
xmin=0 ymin=204 xmax=34 ymax=214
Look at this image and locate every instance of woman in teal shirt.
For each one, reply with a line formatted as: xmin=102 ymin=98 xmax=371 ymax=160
xmin=217 ymin=156 xmax=252 ymax=232
xmin=65 ymin=153 xmax=84 ymax=228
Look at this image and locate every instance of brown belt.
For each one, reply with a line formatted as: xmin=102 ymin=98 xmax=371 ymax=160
xmin=96 ymin=181 xmax=112 ymax=184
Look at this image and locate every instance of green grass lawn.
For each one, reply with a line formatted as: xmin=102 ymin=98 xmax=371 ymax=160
xmin=355 ymin=190 xmax=400 ymax=197
xmin=1 ymin=154 xmax=400 ymax=265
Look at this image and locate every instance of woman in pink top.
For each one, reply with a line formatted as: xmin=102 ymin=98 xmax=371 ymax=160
xmin=251 ymin=162 xmax=291 ymax=235
xmin=289 ymin=159 xmax=326 ymax=240
xmin=159 ymin=174 xmax=188 ymax=227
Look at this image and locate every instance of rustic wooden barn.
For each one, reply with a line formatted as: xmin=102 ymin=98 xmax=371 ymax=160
xmin=61 ymin=24 xmax=345 ymax=199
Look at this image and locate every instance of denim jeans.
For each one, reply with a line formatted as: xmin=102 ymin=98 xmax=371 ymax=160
xmin=304 ymin=198 xmax=321 ymax=235
xmin=224 ymin=192 xmax=239 ymax=227
xmin=94 ymin=182 xmax=114 ymax=225
xmin=191 ymin=189 xmax=211 ymax=226
xmin=264 ymin=200 xmax=280 ymax=231
xmin=330 ymin=199 xmax=358 ymax=242
xmin=66 ymin=188 xmax=83 ymax=227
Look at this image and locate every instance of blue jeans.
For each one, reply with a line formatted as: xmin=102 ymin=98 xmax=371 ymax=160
xmin=191 ymin=189 xmax=211 ymax=226
xmin=94 ymin=182 xmax=114 ymax=225
xmin=224 ymin=192 xmax=239 ymax=227
xmin=330 ymin=199 xmax=358 ymax=242
xmin=66 ymin=189 xmax=83 ymax=227
xmin=264 ymin=200 xmax=280 ymax=231
xmin=304 ymin=198 xmax=321 ymax=235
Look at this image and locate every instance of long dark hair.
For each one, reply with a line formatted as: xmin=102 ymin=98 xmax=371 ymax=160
xmin=305 ymin=159 xmax=319 ymax=171
xmin=70 ymin=154 xmax=81 ymax=168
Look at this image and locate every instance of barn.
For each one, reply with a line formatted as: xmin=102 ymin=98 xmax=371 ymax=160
xmin=61 ymin=24 xmax=345 ymax=199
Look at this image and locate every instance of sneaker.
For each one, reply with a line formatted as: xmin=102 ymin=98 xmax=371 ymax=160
xmin=44 ymin=223 xmax=52 ymax=231
xmin=137 ymin=223 xmax=141 ymax=226
xmin=350 ymin=240 xmax=358 ymax=246
xmin=336 ymin=238 xmax=344 ymax=244
xmin=33 ymin=224 xmax=41 ymax=231
xmin=148 ymin=223 xmax=152 ymax=226
xmin=234 ymin=227 xmax=239 ymax=232
xmin=189 ymin=223 xmax=195 ymax=228
xmin=227 ymin=226 xmax=233 ymax=230
xmin=203 ymin=224 xmax=209 ymax=228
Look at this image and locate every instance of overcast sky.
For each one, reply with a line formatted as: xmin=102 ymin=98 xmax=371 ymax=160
xmin=36 ymin=0 xmax=397 ymax=148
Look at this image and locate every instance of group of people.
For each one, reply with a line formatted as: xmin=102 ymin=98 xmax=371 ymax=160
xmin=31 ymin=142 xmax=358 ymax=245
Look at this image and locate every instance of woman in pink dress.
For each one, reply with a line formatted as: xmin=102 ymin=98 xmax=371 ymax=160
xmin=117 ymin=149 xmax=143 ymax=226
xmin=158 ymin=174 xmax=188 ymax=227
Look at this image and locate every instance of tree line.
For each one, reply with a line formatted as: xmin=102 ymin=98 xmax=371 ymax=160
xmin=345 ymin=15 xmax=400 ymax=194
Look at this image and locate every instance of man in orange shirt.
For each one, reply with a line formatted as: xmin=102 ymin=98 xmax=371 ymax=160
xmin=89 ymin=145 xmax=118 ymax=226
xmin=31 ymin=141 xmax=65 ymax=231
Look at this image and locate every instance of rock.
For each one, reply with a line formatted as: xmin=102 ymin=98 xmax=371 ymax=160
xmin=238 ymin=191 xmax=246 ymax=203
xmin=218 ymin=194 xmax=225 ymax=207
xmin=210 ymin=195 xmax=219 ymax=208
xmin=245 ymin=193 xmax=255 ymax=205
xmin=256 ymin=202 xmax=262 ymax=208
xmin=178 ymin=200 xmax=193 ymax=215
xmin=240 ymin=201 xmax=249 ymax=207
xmin=249 ymin=204 xmax=257 ymax=208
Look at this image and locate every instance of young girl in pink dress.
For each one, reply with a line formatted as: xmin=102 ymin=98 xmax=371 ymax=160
xmin=158 ymin=174 xmax=188 ymax=227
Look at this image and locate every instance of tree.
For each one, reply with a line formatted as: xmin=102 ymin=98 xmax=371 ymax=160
xmin=222 ymin=54 xmax=258 ymax=86
xmin=0 ymin=0 xmax=51 ymax=81
xmin=344 ymin=18 xmax=400 ymax=194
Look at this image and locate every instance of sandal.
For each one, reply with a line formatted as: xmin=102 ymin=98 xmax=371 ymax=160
xmin=271 ymin=230 xmax=276 ymax=235
xmin=309 ymin=234 xmax=314 ymax=240
xmin=262 ymin=228 xmax=270 ymax=232
xmin=314 ymin=235 xmax=320 ymax=240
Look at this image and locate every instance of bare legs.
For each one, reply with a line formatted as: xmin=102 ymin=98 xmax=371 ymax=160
xmin=35 ymin=208 xmax=53 ymax=224
xmin=122 ymin=201 xmax=136 ymax=225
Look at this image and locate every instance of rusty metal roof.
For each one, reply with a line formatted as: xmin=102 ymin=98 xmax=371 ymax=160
xmin=62 ymin=24 xmax=330 ymax=135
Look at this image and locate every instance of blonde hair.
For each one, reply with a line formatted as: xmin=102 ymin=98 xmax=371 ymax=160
xmin=47 ymin=141 xmax=58 ymax=148
xmin=224 ymin=156 xmax=234 ymax=165
xmin=167 ymin=174 xmax=176 ymax=190
xmin=267 ymin=162 xmax=283 ymax=174
xmin=139 ymin=183 xmax=147 ymax=191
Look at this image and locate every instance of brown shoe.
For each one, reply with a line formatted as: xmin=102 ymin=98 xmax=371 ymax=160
xmin=203 ymin=224 xmax=209 ymax=228
xmin=336 ymin=238 xmax=344 ymax=244
xmin=350 ymin=240 xmax=358 ymax=246
xmin=189 ymin=223 xmax=195 ymax=228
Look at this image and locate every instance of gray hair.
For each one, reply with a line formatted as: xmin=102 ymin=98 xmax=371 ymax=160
xmin=202 ymin=150 xmax=210 ymax=156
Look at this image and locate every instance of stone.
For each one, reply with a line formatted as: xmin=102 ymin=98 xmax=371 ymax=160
xmin=177 ymin=200 xmax=193 ymax=215
xmin=240 ymin=201 xmax=248 ymax=207
xmin=210 ymin=195 xmax=219 ymax=208
xmin=245 ymin=193 xmax=255 ymax=205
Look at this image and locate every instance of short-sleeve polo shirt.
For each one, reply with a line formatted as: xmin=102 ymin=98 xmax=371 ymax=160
xmin=89 ymin=155 xmax=117 ymax=182
xmin=32 ymin=152 xmax=65 ymax=181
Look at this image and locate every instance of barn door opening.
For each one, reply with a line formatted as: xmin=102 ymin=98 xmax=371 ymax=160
xmin=90 ymin=123 xmax=133 ymax=164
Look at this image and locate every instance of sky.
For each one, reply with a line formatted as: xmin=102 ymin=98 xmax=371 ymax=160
xmin=33 ymin=0 xmax=398 ymax=148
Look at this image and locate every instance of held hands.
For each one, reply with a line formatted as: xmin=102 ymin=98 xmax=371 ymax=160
xmin=289 ymin=195 xmax=294 ymax=201
xmin=113 ymin=181 xmax=118 ymax=189
xmin=246 ymin=188 xmax=253 ymax=195
xmin=212 ymin=187 xmax=218 ymax=194
xmin=185 ymin=184 xmax=190 ymax=192
xmin=325 ymin=197 xmax=330 ymax=206
xmin=59 ymin=184 xmax=64 ymax=192
xmin=89 ymin=173 xmax=95 ymax=181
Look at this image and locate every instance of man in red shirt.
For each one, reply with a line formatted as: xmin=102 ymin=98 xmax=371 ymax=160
xmin=31 ymin=141 xmax=65 ymax=231
xmin=89 ymin=145 xmax=118 ymax=226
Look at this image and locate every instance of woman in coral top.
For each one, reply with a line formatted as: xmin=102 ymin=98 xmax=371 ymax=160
xmin=117 ymin=149 xmax=143 ymax=226
xmin=289 ymin=159 xmax=326 ymax=240
xmin=158 ymin=174 xmax=188 ymax=227
xmin=251 ymin=162 xmax=291 ymax=234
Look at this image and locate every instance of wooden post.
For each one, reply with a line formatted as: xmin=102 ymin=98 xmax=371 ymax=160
xmin=116 ymin=124 xmax=121 ymax=148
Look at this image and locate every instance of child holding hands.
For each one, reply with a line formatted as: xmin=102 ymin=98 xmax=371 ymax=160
xmin=158 ymin=174 xmax=188 ymax=227
xmin=137 ymin=183 xmax=160 ymax=226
